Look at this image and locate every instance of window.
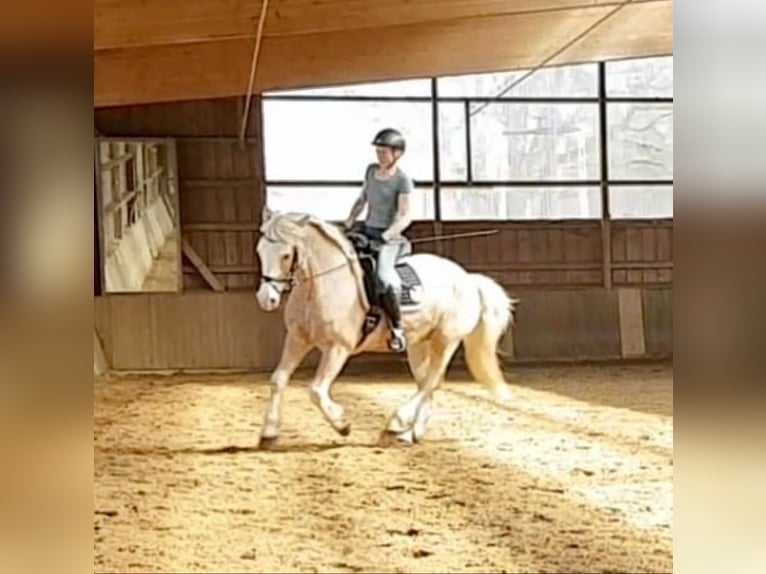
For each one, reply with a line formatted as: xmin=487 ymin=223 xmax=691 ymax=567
xmin=440 ymin=186 xmax=601 ymax=220
xmin=266 ymin=185 xmax=435 ymax=221
xmin=262 ymin=100 xmax=433 ymax=181
xmin=608 ymin=103 xmax=673 ymax=180
xmin=438 ymin=63 xmax=597 ymax=98
xmin=610 ymin=185 xmax=673 ymax=219
xmin=470 ymin=103 xmax=599 ymax=181
xmin=260 ymin=56 xmax=672 ymax=223
xmin=438 ymin=103 xmax=467 ymax=181
xmin=606 ymin=56 xmax=673 ymax=98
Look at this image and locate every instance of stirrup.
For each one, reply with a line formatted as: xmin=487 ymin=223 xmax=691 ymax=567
xmin=389 ymin=328 xmax=407 ymax=352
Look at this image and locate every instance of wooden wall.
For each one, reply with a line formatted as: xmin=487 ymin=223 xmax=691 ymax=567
xmin=94 ymin=97 xmax=672 ymax=372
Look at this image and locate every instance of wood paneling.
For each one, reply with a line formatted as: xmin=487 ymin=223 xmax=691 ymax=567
xmin=611 ymin=220 xmax=673 ymax=286
xmin=102 ymin=292 xmax=285 ymax=370
xmin=504 ymin=289 xmax=622 ymax=360
xmin=95 ymin=99 xmax=255 ymax=137
xmin=95 ymin=0 xmax=657 ymax=49
xmin=409 ymin=221 xmax=604 ymax=288
xmin=94 ymin=287 xmax=671 ymax=371
xmin=94 ymin=1 xmax=672 ymax=106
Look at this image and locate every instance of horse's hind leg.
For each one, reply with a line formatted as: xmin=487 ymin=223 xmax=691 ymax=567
xmin=386 ymin=341 xmax=432 ymax=444
xmin=386 ymin=337 xmax=460 ymax=437
xmin=407 ymin=341 xmax=431 ymax=382
xmin=409 ymin=342 xmax=436 ymax=443
xmin=308 ymin=345 xmax=352 ymax=436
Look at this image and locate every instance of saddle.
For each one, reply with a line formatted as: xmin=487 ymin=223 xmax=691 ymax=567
xmin=346 ymin=231 xmax=423 ymax=336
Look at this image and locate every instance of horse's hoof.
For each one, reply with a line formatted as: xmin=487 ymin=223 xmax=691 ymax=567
xmin=385 ymin=414 xmax=412 ymax=435
xmin=395 ymin=429 xmax=415 ymax=445
xmin=258 ymin=435 xmax=280 ymax=450
xmin=337 ymin=422 xmax=351 ymax=437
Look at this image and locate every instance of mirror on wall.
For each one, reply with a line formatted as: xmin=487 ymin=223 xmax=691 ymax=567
xmin=95 ymin=137 xmax=181 ymax=293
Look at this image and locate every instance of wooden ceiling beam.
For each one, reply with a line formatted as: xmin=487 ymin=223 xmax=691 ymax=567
xmin=94 ymin=2 xmax=672 ymax=108
xmin=95 ymin=0 xmax=661 ymax=50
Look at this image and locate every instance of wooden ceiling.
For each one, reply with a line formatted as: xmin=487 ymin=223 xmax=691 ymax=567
xmin=94 ymin=0 xmax=673 ymax=108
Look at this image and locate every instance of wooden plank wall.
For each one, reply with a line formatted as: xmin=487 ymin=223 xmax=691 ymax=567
xmin=612 ymin=220 xmax=673 ymax=286
xmin=94 ymin=96 xmax=672 ymax=372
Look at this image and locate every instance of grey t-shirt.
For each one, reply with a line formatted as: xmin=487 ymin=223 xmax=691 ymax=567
xmin=361 ymin=163 xmax=414 ymax=229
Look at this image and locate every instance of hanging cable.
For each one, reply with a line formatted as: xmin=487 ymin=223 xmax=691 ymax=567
xmin=239 ymin=0 xmax=271 ymax=147
xmin=470 ymin=0 xmax=635 ymax=118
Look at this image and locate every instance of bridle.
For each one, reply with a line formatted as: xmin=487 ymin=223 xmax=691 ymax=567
xmin=259 ymin=237 xmax=300 ymax=294
xmin=258 ymin=235 xmax=353 ymax=294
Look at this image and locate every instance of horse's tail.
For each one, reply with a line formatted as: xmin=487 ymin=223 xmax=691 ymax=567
xmin=463 ymin=273 xmax=518 ymax=402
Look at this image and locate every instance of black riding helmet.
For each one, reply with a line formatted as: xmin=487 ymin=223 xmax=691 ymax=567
xmin=372 ymin=128 xmax=406 ymax=152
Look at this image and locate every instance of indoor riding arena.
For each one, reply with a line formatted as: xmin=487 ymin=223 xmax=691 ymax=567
xmin=94 ymin=2 xmax=673 ymax=573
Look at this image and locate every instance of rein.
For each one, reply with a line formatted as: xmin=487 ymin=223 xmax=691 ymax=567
xmin=259 ymin=241 xmax=357 ymax=293
xmin=260 ymin=228 xmax=499 ymax=291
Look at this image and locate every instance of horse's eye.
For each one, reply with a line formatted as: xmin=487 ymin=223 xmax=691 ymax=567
xmin=281 ymin=253 xmax=291 ymax=261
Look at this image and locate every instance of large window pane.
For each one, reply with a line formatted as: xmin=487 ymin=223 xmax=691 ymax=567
xmin=608 ymin=103 xmax=673 ymax=180
xmin=439 ymin=103 xmax=467 ymax=181
xmin=264 ymin=78 xmax=430 ymax=97
xmin=470 ymin=103 xmax=599 ymax=181
xmin=263 ymin=100 xmax=433 ymax=181
xmin=610 ymin=185 xmax=673 ymax=219
xmin=266 ymin=185 xmax=435 ymax=221
xmin=439 ymin=63 xmax=597 ymax=98
xmin=440 ymin=186 xmax=601 ymax=220
xmin=606 ymin=56 xmax=673 ymax=97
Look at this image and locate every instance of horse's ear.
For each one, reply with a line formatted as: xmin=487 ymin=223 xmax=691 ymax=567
xmin=262 ymin=205 xmax=274 ymax=222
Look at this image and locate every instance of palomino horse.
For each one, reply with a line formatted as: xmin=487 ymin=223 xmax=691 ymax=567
xmin=254 ymin=206 xmax=517 ymax=446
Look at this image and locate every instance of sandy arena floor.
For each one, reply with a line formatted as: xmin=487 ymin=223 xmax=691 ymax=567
xmin=94 ymin=363 xmax=673 ymax=573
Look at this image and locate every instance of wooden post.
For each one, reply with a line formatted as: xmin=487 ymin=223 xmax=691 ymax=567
xmin=598 ymin=61 xmax=613 ymax=290
xmin=618 ymin=288 xmax=646 ymax=357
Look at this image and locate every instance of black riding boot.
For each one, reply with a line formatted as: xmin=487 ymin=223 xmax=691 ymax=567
xmin=379 ymin=286 xmax=407 ymax=352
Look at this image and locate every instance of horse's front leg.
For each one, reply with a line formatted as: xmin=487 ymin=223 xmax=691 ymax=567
xmin=259 ymin=332 xmax=311 ymax=447
xmin=308 ymin=345 xmax=352 ymax=436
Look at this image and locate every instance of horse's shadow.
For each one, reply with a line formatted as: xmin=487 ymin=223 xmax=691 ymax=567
xmin=100 ymin=436 xmax=462 ymax=457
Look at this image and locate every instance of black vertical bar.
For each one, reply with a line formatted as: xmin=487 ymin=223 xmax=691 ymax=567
xmin=598 ymin=61 xmax=612 ymax=289
xmin=464 ymin=100 xmax=473 ymax=185
xmin=94 ymin=164 xmax=102 ymax=296
xmin=431 ymin=77 xmax=442 ymax=221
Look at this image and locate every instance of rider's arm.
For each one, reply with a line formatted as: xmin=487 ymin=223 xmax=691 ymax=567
xmin=345 ymin=165 xmax=372 ymax=228
xmin=382 ymin=190 xmax=412 ymax=241
xmin=345 ymin=191 xmax=367 ymax=229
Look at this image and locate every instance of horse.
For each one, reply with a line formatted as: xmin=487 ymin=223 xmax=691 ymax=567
xmin=254 ymin=206 xmax=517 ymax=446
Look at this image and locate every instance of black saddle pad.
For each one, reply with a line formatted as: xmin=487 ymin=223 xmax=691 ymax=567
xmin=395 ymin=261 xmax=421 ymax=290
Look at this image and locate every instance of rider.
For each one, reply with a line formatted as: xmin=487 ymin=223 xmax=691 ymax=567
xmin=344 ymin=128 xmax=413 ymax=352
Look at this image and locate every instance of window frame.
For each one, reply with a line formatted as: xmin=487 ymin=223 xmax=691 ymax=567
xmin=261 ymin=57 xmax=673 ymax=224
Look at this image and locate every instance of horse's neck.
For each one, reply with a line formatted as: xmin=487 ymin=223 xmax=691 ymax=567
xmin=300 ymin=230 xmax=344 ymax=279
xmin=297 ymin=226 xmax=368 ymax=310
